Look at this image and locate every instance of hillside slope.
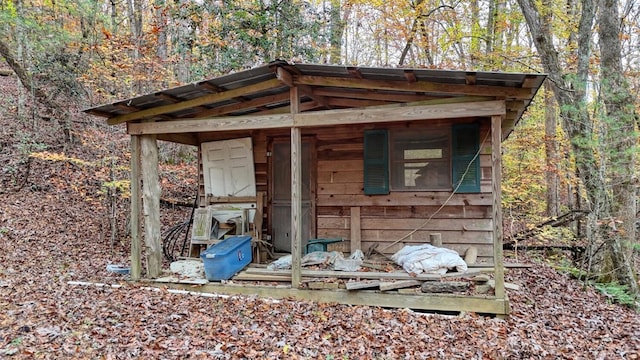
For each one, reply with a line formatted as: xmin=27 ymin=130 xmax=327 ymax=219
xmin=0 ymin=72 xmax=638 ymax=358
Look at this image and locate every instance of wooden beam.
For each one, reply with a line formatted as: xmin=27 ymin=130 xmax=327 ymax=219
xmin=141 ymin=135 xmax=162 ymax=278
xmin=291 ymin=87 xmax=302 ymax=289
xmin=294 ymin=75 xmax=534 ymax=99
xmin=276 ymin=67 xmax=294 ymax=86
xmin=346 ymin=280 xmax=380 ymax=290
xmin=244 ymin=267 xmax=483 ymax=281
xmin=325 ymin=97 xmax=394 ymax=108
xmin=350 ymin=206 xmax=361 ymax=253
xmin=312 ymin=88 xmax=440 ymax=102
xmin=294 ymin=100 xmax=505 ymax=127
xmin=107 ymin=78 xmax=284 ymax=125
xmin=130 ymin=136 xmax=142 ymax=280
xmin=127 ymin=100 xmax=506 ymax=135
xmin=491 ymin=115 xmax=506 ymax=301
xmin=128 ymin=113 xmax=294 ymax=135
xmin=156 ymin=281 xmax=510 ymax=314
xmin=205 ymin=196 xmax=258 ymax=203
xmin=189 ymin=92 xmax=290 ymax=118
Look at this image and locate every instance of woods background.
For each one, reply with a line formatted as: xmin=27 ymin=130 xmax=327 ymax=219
xmin=1 ymin=0 xmax=639 ymax=301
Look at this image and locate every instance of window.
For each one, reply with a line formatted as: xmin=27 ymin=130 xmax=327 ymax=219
xmin=390 ymin=129 xmax=451 ymax=190
xmin=363 ymin=124 xmax=480 ymax=195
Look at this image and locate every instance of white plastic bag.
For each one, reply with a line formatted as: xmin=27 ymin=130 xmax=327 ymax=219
xmin=392 ymin=244 xmax=467 ymax=275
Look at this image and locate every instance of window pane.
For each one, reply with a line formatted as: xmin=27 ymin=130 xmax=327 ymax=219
xmin=404 ymin=149 xmax=442 ymax=159
xmin=391 ymin=129 xmax=451 ymax=190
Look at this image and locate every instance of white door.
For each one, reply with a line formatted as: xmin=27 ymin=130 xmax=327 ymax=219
xmin=202 ymin=138 xmax=256 ymax=197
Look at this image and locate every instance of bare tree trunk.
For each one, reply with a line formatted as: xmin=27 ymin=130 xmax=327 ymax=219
xmin=0 ymin=39 xmax=60 ymax=114
xmin=518 ymin=0 xmax=638 ymax=299
xmin=127 ymin=0 xmax=143 ymax=93
xmin=328 ymin=0 xmax=345 ymax=64
xmin=597 ymin=0 xmax=639 ymax=296
xmin=155 ymin=0 xmax=168 ymax=60
xmin=544 ymin=82 xmax=559 ymax=217
xmin=486 ymin=0 xmax=497 ymax=54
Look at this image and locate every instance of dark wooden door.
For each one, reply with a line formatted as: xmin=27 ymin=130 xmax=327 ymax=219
xmin=270 ymin=139 xmax=314 ymax=253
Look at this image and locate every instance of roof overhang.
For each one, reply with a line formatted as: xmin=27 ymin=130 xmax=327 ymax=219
xmin=84 ymin=60 xmax=546 ymax=142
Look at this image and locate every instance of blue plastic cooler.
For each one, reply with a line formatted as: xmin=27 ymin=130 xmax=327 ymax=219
xmin=200 ymin=235 xmax=252 ymax=281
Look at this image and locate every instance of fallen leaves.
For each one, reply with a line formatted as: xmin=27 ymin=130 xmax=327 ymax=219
xmin=0 ymin=92 xmax=638 ymax=358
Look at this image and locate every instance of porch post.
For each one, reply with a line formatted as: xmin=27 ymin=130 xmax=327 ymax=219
xmin=491 ymin=115 xmax=505 ymax=300
xmin=130 ymin=135 xmax=142 ymax=280
xmin=290 ymin=86 xmax=302 ymax=288
xmin=140 ymin=134 xmax=162 ymax=278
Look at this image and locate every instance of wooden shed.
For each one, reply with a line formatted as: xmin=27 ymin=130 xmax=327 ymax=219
xmin=85 ymin=60 xmax=545 ymax=316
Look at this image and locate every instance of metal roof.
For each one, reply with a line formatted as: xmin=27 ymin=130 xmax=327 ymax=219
xmin=84 ymin=60 xmax=546 ymax=137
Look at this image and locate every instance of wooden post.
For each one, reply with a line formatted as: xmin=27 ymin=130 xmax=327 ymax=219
xmin=429 ymin=233 xmax=442 ymax=247
xmin=141 ymin=134 xmax=162 ymax=278
xmin=290 ymin=87 xmax=302 ymax=288
xmin=491 ymin=115 xmax=506 ymax=303
xmin=350 ymin=206 xmax=361 ymax=253
xmin=130 ymin=135 xmax=142 ymax=280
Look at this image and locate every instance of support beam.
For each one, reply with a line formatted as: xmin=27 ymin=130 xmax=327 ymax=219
xmin=141 ymin=135 xmax=162 ymax=278
xmin=290 ymin=87 xmax=302 ymax=289
xmin=107 ymin=78 xmax=284 ymax=125
xmin=130 ymin=136 xmax=142 ymax=280
xmin=491 ymin=115 xmax=506 ymax=302
xmin=128 ymin=100 xmax=506 ymax=135
xmin=350 ymin=207 xmax=361 ymax=253
xmin=294 ymin=75 xmax=534 ymax=99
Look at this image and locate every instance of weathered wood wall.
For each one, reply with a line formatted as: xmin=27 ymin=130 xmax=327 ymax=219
xmin=195 ymin=117 xmax=495 ymax=263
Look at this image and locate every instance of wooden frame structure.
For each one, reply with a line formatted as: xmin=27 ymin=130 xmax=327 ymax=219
xmin=86 ymin=61 xmax=545 ymax=316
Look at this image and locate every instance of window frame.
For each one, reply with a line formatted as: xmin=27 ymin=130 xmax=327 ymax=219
xmin=389 ymin=128 xmax=452 ymax=192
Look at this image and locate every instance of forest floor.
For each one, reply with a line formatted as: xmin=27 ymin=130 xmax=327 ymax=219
xmin=0 ymin=71 xmax=639 ymax=359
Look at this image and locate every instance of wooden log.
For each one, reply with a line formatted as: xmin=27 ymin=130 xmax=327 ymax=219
xmin=141 ymin=134 xmax=162 ymax=278
xmin=464 ymin=246 xmax=478 ymax=265
xmin=421 ymin=281 xmax=469 ymax=293
xmin=430 ymin=233 xmax=442 ymax=247
xmin=470 ymin=275 xmax=490 ymax=284
xmin=130 ymin=136 xmax=142 ymax=281
xmin=379 ymin=280 xmax=423 ymax=291
xmin=346 ymin=280 xmax=380 ymax=290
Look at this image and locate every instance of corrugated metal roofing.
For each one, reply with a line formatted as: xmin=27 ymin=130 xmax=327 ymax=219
xmin=84 ymin=60 xmax=546 ymax=135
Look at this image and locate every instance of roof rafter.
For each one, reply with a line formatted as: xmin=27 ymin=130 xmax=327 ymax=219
xmin=294 ymin=75 xmax=534 ymax=99
xmin=106 ymin=78 xmax=286 ymax=125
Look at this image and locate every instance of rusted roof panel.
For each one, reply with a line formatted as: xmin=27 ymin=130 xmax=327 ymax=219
xmin=84 ymin=60 xmax=546 ymax=134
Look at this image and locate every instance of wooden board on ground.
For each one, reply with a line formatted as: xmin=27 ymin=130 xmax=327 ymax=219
xmin=345 ymin=280 xmax=380 ymax=290
xmin=421 ymin=281 xmax=469 ymax=293
xmin=307 ymin=281 xmax=341 ymax=290
xmin=379 ymin=280 xmax=423 ymax=291
xmin=244 ymin=267 xmax=482 ymax=281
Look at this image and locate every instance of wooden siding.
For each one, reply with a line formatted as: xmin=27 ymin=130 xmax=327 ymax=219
xmin=195 ymin=118 xmax=495 ymax=263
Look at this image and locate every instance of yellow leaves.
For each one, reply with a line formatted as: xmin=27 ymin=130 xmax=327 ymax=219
xmin=100 ymin=180 xmax=131 ymax=198
xmin=29 ymin=151 xmax=92 ymax=167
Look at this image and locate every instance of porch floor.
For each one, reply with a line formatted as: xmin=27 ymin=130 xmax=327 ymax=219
xmin=152 ymin=264 xmax=510 ymax=316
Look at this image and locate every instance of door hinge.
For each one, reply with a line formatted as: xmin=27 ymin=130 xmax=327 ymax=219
xmin=266 ymin=151 xmax=272 ymax=157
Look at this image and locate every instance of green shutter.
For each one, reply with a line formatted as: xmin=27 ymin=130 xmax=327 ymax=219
xmin=363 ymin=129 xmax=389 ymax=195
xmin=452 ymin=124 xmax=480 ymax=193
